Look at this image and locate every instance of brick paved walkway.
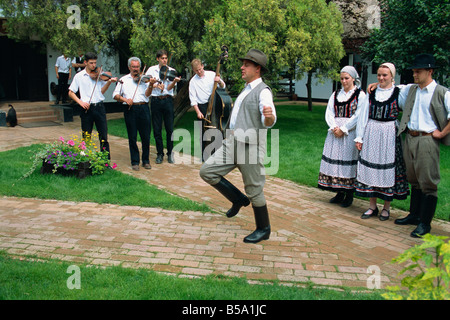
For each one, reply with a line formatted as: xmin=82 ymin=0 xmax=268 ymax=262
xmin=1 ymin=114 xmax=449 ymax=289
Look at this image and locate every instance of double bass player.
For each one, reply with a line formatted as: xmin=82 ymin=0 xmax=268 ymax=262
xmin=189 ymin=58 xmax=226 ymax=161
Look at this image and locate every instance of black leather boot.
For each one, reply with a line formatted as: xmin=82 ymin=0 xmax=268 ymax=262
xmin=211 ymin=177 xmax=250 ymax=218
xmin=244 ymin=205 xmax=271 ymax=243
xmin=395 ymin=188 xmax=423 ymax=225
xmin=329 ymin=191 xmax=345 ymax=204
xmin=411 ymin=195 xmax=437 ymax=238
xmin=340 ymin=190 xmax=354 ymax=208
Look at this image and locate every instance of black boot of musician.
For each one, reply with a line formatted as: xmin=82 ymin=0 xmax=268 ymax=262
xmin=395 ymin=187 xmax=422 ymax=225
xmin=411 ymin=195 xmax=437 ymax=238
xmin=244 ymin=205 xmax=271 ymax=244
xmin=340 ymin=189 xmax=354 ymax=208
xmin=211 ymin=177 xmax=250 ymax=218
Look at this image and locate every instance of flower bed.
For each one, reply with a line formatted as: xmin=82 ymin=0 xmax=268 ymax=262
xmin=22 ymin=132 xmax=117 ymax=180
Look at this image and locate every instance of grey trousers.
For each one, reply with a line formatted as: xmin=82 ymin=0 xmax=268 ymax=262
xmin=403 ymin=134 xmax=440 ymax=196
xmin=200 ymin=137 xmax=267 ymax=207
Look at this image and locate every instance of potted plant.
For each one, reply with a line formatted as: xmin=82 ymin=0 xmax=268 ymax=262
xmin=21 ymin=132 xmax=117 ymax=180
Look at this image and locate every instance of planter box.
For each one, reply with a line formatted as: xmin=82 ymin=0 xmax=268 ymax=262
xmin=40 ymin=160 xmax=92 ymax=179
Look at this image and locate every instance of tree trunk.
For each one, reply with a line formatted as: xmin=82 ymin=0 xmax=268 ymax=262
xmin=306 ymin=70 xmax=313 ymax=112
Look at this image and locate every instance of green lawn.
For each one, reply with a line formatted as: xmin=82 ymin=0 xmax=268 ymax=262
xmin=0 ymin=251 xmax=382 ymax=300
xmin=0 ymin=144 xmax=209 ymax=213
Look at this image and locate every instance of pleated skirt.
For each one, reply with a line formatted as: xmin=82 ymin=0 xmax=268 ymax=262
xmin=318 ymin=118 xmax=358 ymax=191
xmin=355 ymin=119 xmax=409 ymax=201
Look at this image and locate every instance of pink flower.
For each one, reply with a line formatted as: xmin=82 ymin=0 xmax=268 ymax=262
xmin=112 ymin=163 xmax=117 ymax=169
xmin=59 ymin=137 xmax=65 ymax=143
xmin=67 ymin=140 xmax=75 ymax=146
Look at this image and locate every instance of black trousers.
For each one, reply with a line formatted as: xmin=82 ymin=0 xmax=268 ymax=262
xmin=57 ymin=72 xmax=69 ymax=102
xmin=151 ymin=96 xmax=174 ymax=156
xmin=198 ymin=103 xmax=208 ymax=160
xmin=124 ymin=104 xmax=151 ymax=165
xmin=80 ymin=102 xmax=110 ymax=159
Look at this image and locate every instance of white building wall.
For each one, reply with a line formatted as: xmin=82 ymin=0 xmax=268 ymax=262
xmin=46 ymin=44 xmax=120 ymax=103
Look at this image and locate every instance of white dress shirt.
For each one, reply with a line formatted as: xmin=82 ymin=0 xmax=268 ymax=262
xmin=325 ymin=87 xmax=366 ymax=135
xmin=145 ymin=65 xmax=176 ymax=96
xmin=189 ymin=70 xmax=225 ymax=106
xmin=68 ymin=69 xmax=106 ymax=103
xmin=112 ymin=74 xmax=150 ymax=103
xmin=399 ymin=80 xmax=450 ymax=132
xmin=229 ymin=77 xmax=276 ymax=129
xmin=55 ymin=55 xmax=72 ymax=74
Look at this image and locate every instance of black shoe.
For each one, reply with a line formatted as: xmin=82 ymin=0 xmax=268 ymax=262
xmin=395 ymin=187 xmax=423 ymax=225
xmin=361 ymin=207 xmax=378 ymax=219
xmin=410 ymin=194 xmax=437 ymax=238
xmin=167 ymin=153 xmax=175 ymax=164
xmin=156 ymin=154 xmax=163 ymax=164
xmin=329 ymin=191 xmax=345 ymax=204
xmin=211 ymin=177 xmax=250 ymax=218
xmin=379 ymin=208 xmax=390 ymax=221
xmin=340 ymin=191 xmax=354 ymax=208
xmin=244 ymin=205 xmax=271 ymax=244
xmin=411 ymin=223 xmax=431 ymax=238
xmin=394 ymin=214 xmax=420 ymax=225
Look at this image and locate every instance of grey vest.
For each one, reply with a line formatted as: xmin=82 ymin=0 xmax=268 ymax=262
xmin=231 ymin=81 xmax=271 ymax=150
xmin=398 ymin=84 xmax=450 ymax=145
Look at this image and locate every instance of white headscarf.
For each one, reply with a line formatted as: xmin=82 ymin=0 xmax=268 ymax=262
xmin=379 ymin=62 xmax=396 ymax=84
xmin=340 ymin=66 xmax=361 ymax=88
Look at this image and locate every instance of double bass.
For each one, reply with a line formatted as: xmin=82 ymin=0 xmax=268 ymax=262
xmin=203 ymin=45 xmax=232 ymax=138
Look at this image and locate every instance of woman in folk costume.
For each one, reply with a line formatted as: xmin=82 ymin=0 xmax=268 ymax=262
xmin=355 ymin=63 xmax=409 ymax=220
xmin=318 ymin=66 xmax=366 ymax=207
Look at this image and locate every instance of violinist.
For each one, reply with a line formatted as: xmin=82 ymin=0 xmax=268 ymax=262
xmin=145 ymin=49 xmax=181 ymax=164
xmin=113 ymin=57 xmax=155 ymax=171
xmin=189 ymin=58 xmax=226 ymax=161
xmin=68 ymin=52 xmax=117 ymax=158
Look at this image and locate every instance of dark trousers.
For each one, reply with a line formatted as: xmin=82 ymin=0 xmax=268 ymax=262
xmin=198 ymin=103 xmax=208 ymax=160
xmin=57 ymin=72 xmax=69 ymax=102
xmin=80 ymin=102 xmax=110 ymax=159
xmin=124 ymin=104 xmax=151 ymax=165
xmin=151 ymin=96 xmax=174 ymax=156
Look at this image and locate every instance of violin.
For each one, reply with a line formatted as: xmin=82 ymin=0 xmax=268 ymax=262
xmin=133 ymin=74 xmax=161 ymax=84
xmin=89 ymin=67 xmax=122 ymax=83
xmin=159 ymin=66 xmax=185 ymax=82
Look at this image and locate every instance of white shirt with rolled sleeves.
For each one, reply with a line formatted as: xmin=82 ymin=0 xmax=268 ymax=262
xmin=229 ymin=77 xmax=276 ymax=129
xmin=112 ymin=74 xmax=150 ymax=104
xmin=68 ymin=69 xmax=106 ymax=104
xmin=189 ymin=70 xmax=225 ymax=106
xmin=145 ymin=65 xmax=176 ymax=97
xmin=398 ymin=80 xmax=450 ymax=132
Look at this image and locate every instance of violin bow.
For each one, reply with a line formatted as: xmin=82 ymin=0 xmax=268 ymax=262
xmin=130 ymin=65 xmax=147 ymax=110
xmin=86 ymin=65 xmax=103 ymax=113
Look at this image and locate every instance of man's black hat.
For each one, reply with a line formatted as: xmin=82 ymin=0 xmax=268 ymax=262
xmin=408 ymin=53 xmax=439 ymax=69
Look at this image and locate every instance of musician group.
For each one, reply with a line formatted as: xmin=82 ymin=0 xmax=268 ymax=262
xmin=67 ymin=48 xmax=276 ymax=244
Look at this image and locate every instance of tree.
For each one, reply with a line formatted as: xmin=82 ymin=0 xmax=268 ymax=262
xmin=194 ymin=0 xmax=345 ymax=112
xmin=0 ymin=0 xmax=133 ymax=56
xmin=361 ymin=0 xmax=449 ymax=87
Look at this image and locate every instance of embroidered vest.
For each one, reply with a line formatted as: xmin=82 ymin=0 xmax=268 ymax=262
xmin=368 ymin=87 xmax=400 ymax=121
xmin=334 ymin=88 xmax=361 ymax=118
